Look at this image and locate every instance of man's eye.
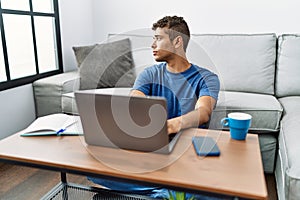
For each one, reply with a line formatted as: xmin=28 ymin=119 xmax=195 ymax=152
xmin=153 ymin=36 xmax=162 ymax=41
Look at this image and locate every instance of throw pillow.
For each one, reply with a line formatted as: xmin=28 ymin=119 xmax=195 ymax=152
xmin=78 ymin=38 xmax=136 ymax=90
xmin=72 ymin=44 xmax=97 ymax=68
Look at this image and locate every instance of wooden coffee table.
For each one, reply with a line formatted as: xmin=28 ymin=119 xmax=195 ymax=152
xmin=0 ymin=128 xmax=268 ymax=199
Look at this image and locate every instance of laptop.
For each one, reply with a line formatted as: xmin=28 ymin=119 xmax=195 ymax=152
xmin=74 ymin=90 xmax=182 ymax=154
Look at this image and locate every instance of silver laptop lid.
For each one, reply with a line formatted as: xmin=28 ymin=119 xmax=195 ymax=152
xmin=75 ymin=90 xmax=174 ymax=153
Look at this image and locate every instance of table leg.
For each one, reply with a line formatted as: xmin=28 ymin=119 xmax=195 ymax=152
xmin=61 ymin=172 xmax=68 ymax=200
xmin=61 ymin=172 xmax=67 ymax=183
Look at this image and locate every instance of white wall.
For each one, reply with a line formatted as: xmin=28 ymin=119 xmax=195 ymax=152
xmin=59 ymin=0 xmax=94 ymax=72
xmin=92 ymin=0 xmax=300 ymax=42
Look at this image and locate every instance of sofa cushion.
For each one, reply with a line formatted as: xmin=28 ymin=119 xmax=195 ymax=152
xmin=209 ymin=91 xmax=283 ymax=132
xmin=79 ymin=38 xmax=136 ymax=90
xmin=64 ymin=89 xmax=283 ymax=132
xmin=276 ymin=34 xmax=300 ymax=97
xmin=72 ymin=44 xmax=97 ymax=68
xmin=279 ymin=96 xmax=300 ymax=117
xmin=33 ymin=70 xmax=80 ymax=117
xmin=62 ymin=92 xmax=77 ymax=115
xmin=258 ymin=134 xmax=277 ymax=173
xmin=62 ymin=88 xmax=132 ymax=115
xmin=277 ymin=96 xmax=300 ymax=199
xmin=191 ymin=34 xmax=276 ymax=95
xmin=107 ymin=32 xmax=156 ymax=76
xmin=108 ymin=33 xmax=277 ymax=95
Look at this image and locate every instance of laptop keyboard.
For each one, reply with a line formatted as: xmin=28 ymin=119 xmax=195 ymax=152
xmin=168 ymin=133 xmax=177 ymax=142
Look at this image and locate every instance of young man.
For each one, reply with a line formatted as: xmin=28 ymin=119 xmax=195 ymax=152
xmin=90 ymin=16 xmax=220 ymax=199
xmin=131 ymin=16 xmax=220 ymax=133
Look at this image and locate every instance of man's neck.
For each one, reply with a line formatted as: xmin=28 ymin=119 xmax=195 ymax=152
xmin=166 ymin=55 xmax=191 ymax=73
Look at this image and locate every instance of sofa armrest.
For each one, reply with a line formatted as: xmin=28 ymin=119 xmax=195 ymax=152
xmin=33 ymin=70 xmax=80 ymax=117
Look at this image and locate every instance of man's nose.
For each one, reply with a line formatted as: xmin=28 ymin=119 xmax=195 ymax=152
xmin=151 ymin=40 xmax=156 ymax=49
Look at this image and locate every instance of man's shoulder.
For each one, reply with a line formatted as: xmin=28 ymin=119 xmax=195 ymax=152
xmin=191 ymin=64 xmax=218 ymax=77
xmin=145 ymin=62 xmax=165 ymax=70
xmin=136 ymin=63 xmax=166 ymax=80
xmin=142 ymin=62 xmax=166 ymax=74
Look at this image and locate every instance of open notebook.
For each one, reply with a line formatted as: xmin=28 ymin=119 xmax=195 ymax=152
xmin=20 ymin=113 xmax=83 ymax=137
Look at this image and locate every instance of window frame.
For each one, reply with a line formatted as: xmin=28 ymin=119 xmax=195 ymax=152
xmin=0 ymin=0 xmax=63 ymax=91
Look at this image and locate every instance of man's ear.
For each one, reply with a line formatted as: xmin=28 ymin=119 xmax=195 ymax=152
xmin=173 ymin=36 xmax=183 ymax=49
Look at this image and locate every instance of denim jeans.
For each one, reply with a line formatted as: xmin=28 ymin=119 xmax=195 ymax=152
xmin=88 ymin=177 xmax=232 ymax=199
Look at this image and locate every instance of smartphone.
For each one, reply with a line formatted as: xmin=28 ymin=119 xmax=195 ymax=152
xmin=192 ymin=136 xmax=220 ymax=156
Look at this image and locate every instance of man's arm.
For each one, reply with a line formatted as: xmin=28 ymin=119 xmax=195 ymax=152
xmin=167 ymin=96 xmax=216 ymax=134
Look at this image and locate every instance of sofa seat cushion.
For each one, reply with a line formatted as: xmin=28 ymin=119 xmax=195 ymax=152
xmin=258 ymin=134 xmax=277 ymax=173
xmin=209 ymin=91 xmax=283 ymax=132
xmin=278 ymin=96 xmax=300 ymax=171
xmin=64 ymin=89 xmax=283 ymax=132
xmin=62 ymin=92 xmax=77 ymax=115
xmin=62 ymin=88 xmax=132 ymax=115
xmin=277 ymin=96 xmax=300 ymax=199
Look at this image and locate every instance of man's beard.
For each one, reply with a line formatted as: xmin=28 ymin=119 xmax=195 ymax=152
xmin=154 ymin=51 xmax=174 ymax=62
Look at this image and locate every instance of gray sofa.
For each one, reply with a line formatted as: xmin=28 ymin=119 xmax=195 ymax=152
xmin=33 ymin=33 xmax=300 ymax=200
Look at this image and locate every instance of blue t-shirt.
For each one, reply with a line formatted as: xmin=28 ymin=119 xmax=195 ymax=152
xmin=133 ymin=62 xmax=220 ymax=119
xmin=89 ymin=63 xmax=220 ymax=194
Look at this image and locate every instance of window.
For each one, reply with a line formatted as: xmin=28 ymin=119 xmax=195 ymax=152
xmin=0 ymin=0 xmax=62 ymax=91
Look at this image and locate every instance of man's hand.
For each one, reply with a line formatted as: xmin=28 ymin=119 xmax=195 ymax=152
xmin=130 ymin=89 xmax=146 ymax=97
xmin=167 ymin=117 xmax=182 ymax=134
xmin=130 ymin=90 xmax=216 ymax=134
xmin=167 ymin=96 xmax=216 ymax=134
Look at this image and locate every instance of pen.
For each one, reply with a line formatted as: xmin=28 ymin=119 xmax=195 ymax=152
xmin=56 ymin=128 xmax=65 ymax=136
xmin=56 ymin=121 xmax=78 ymax=136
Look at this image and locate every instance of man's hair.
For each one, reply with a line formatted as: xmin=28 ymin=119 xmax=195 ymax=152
xmin=152 ymin=16 xmax=190 ymax=52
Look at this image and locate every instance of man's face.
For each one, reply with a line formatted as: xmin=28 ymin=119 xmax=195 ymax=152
xmin=151 ymin=27 xmax=175 ymax=62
